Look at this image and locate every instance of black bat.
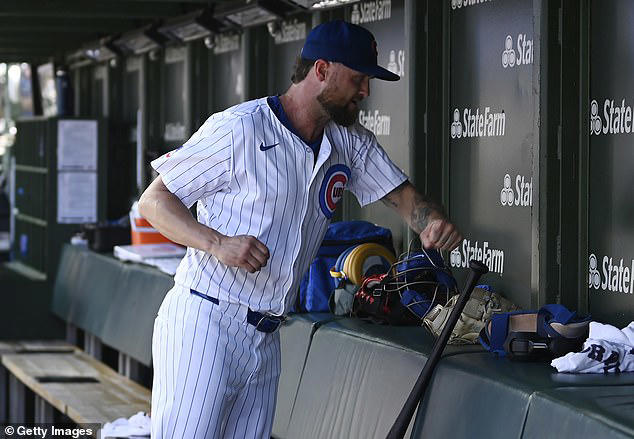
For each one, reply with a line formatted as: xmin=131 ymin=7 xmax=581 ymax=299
xmin=386 ymin=259 xmax=489 ymax=439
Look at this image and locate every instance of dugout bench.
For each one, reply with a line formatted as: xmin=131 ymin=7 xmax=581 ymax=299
xmin=277 ymin=318 xmax=634 ymax=439
xmin=0 ymin=244 xmax=165 ymax=429
xmin=1 ymin=244 xmax=338 ymax=437
xmin=4 ymin=244 xmax=634 ymax=438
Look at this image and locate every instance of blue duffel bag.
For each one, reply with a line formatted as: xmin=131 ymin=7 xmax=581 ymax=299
xmin=296 ymin=220 xmax=394 ymax=312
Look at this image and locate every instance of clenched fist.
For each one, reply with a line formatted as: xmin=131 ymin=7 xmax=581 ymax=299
xmin=419 ymin=218 xmax=462 ymax=251
xmin=212 ymin=235 xmax=270 ymax=273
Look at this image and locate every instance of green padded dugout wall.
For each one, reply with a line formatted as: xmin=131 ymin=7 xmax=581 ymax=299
xmin=286 ymin=322 xmax=423 ymax=439
xmin=52 ymin=245 xmax=173 ymax=366
xmin=586 ymin=0 xmax=634 ymax=327
xmin=285 ymin=318 xmax=482 ymax=439
xmin=446 ymin=0 xmax=538 ymax=309
xmin=411 ymin=351 xmax=634 ymax=439
xmin=272 ymin=313 xmax=338 ymax=439
xmin=523 ymin=387 xmax=634 ymax=439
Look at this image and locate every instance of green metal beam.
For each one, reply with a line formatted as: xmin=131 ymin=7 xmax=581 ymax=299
xmin=0 ymin=17 xmax=141 ymax=33
xmin=0 ymin=55 xmax=50 ymax=63
xmin=0 ymin=0 xmax=197 ymax=19
xmin=0 ymin=48 xmax=65 ymax=56
xmin=107 ymin=0 xmax=209 ymax=2
xmin=0 ymin=37 xmax=98 ymax=47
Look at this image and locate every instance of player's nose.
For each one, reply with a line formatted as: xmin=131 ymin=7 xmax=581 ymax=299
xmin=359 ymin=76 xmax=370 ymax=98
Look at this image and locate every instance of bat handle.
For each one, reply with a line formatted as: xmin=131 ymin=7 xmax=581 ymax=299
xmin=386 ymin=260 xmax=489 ymax=439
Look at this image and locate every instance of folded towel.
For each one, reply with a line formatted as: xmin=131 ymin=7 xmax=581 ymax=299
xmin=551 ymin=322 xmax=634 ymax=373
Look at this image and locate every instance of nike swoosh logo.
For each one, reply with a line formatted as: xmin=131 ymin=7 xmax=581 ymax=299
xmin=259 ymin=142 xmax=279 ymax=151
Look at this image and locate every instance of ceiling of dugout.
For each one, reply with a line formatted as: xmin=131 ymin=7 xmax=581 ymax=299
xmin=0 ymin=0 xmax=227 ymax=64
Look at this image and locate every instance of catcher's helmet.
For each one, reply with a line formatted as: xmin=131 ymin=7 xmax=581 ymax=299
xmin=354 ymin=248 xmax=458 ymax=325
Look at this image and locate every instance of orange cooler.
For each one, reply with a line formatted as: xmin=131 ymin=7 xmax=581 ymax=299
xmin=130 ymin=201 xmax=173 ymax=245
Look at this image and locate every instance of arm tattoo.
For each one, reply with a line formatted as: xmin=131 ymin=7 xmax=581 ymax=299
xmin=411 ymin=193 xmax=435 ymax=233
xmin=381 ymin=183 xmax=404 ymax=209
xmin=381 ymin=182 xmax=445 ymax=233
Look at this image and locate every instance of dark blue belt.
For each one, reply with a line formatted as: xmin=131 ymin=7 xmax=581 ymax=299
xmin=190 ymin=289 xmax=286 ymax=333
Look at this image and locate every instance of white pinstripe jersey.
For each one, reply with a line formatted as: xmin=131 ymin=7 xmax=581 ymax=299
xmin=151 ymin=97 xmax=408 ymax=315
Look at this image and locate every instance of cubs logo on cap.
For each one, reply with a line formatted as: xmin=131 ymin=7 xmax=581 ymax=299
xmin=301 ymin=20 xmax=400 ymax=82
xmin=319 ymin=164 xmax=351 ymax=218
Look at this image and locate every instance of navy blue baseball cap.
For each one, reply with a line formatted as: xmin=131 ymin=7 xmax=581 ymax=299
xmin=301 ymin=20 xmax=400 ymax=81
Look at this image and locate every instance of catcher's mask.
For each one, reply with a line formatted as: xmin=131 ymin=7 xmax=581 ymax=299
xmin=353 ymin=248 xmax=459 ymax=325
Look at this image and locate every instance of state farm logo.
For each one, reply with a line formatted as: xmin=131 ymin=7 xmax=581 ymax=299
xmin=450 ymin=238 xmax=505 ymax=275
xmin=590 ymin=100 xmax=602 ymax=135
xmin=589 ymin=253 xmax=634 ymax=295
xmin=273 ymin=19 xmax=306 ymax=44
xmin=450 ymin=106 xmax=506 ymax=139
xmin=213 ymin=32 xmax=240 ymax=55
xmin=590 ymin=98 xmax=634 ymax=135
xmin=350 ymin=0 xmax=391 ymax=25
xmin=588 ymin=254 xmax=601 ymax=289
xmin=502 ymin=34 xmax=533 ymax=68
xmin=450 ymin=109 xmax=462 ymax=138
xmin=501 ymin=36 xmax=516 ymax=67
xmin=386 ymin=49 xmax=405 ymax=78
xmin=500 ymin=173 xmax=533 ymax=207
xmin=359 ymin=110 xmax=391 ymax=136
xmin=451 ymin=0 xmax=493 ymax=10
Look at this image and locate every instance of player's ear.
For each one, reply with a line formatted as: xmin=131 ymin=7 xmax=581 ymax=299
xmin=314 ymin=59 xmax=329 ymax=82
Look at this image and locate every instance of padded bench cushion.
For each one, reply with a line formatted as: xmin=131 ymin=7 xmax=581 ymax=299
xmin=412 ymin=352 xmax=634 ymax=439
xmin=273 ymin=313 xmax=338 ymax=439
xmin=52 ymin=245 xmax=124 ymax=336
xmin=99 ymin=261 xmax=173 ymax=366
xmin=523 ymin=387 xmax=634 ymax=439
xmin=319 ymin=318 xmax=484 ymax=356
xmin=286 ymin=320 xmax=430 ymax=439
xmin=52 ymin=245 xmax=173 ymax=366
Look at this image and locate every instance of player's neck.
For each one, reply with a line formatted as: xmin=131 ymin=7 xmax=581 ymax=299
xmin=279 ymin=90 xmax=328 ymax=143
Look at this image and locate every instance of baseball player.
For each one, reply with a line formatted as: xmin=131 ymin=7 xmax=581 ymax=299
xmin=139 ymin=20 xmax=462 ymax=439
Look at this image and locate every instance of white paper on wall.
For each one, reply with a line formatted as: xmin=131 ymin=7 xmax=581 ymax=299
xmin=57 ymin=119 xmax=98 ymax=170
xmin=57 ymin=171 xmax=97 ymax=223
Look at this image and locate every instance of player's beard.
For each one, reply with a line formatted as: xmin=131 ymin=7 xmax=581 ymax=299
xmin=317 ymin=86 xmax=359 ymax=127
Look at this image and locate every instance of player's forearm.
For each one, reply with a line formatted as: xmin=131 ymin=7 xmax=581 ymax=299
xmin=138 ymin=179 xmax=222 ymax=253
xmin=381 ymin=181 xmax=446 ymax=234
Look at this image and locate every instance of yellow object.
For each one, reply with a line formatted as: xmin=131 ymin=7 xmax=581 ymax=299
xmin=342 ymin=243 xmax=396 ymax=286
xmin=329 ymin=269 xmax=346 ymax=279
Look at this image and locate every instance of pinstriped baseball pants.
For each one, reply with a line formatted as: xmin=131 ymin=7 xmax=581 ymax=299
xmin=151 ymin=284 xmax=281 ymax=439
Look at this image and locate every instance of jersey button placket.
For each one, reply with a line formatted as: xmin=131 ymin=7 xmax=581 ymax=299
xmin=305 ymin=147 xmax=314 ymax=169
xmin=284 ymin=149 xmax=313 ymax=313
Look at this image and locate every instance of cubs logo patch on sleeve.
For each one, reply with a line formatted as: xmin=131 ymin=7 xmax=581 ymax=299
xmin=319 ymin=164 xmax=351 ymax=218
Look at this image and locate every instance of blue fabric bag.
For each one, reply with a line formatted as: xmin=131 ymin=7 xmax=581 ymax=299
xmin=296 ymin=221 xmax=394 ymax=312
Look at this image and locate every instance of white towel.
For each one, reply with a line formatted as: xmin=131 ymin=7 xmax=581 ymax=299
xmin=101 ymin=411 xmax=151 ymax=438
xmin=551 ymin=321 xmax=634 ymax=373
